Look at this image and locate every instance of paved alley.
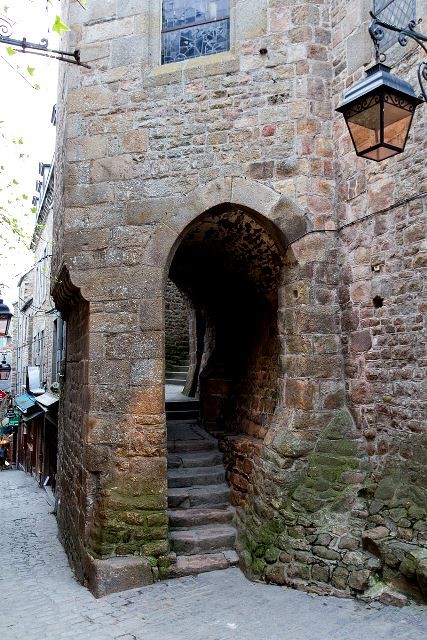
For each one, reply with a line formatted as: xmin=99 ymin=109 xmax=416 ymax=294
xmin=0 ymin=470 xmax=426 ymax=640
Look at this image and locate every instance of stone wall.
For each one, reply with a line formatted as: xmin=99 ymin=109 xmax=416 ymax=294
xmin=56 ymin=298 xmax=90 ymax=582
xmin=332 ymin=0 xmax=427 ymax=601
xmin=339 ymin=198 xmax=427 ymax=599
xmin=165 ymin=280 xmax=189 ymax=371
xmin=52 ymin=0 xmax=426 ymax=600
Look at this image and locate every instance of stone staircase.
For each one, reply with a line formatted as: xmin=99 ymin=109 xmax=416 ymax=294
xmin=165 ymin=356 xmax=189 ymax=387
xmin=166 ymin=401 xmax=238 ymax=578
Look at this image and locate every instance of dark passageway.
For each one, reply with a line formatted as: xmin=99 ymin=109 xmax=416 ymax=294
xmin=169 ymin=206 xmax=284 ymax=438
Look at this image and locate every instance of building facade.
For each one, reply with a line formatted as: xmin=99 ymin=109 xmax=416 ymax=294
xmin=51 ymin=0 xmax=426 ymax=600
xmin=12 ymin=163 xmax=65 ymax=489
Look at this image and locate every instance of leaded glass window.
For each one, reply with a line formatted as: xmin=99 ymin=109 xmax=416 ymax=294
xmin=162 ymin=1 xmax=230 ymax=65
xmin=373 ymin=0 xmax=416 ymax=51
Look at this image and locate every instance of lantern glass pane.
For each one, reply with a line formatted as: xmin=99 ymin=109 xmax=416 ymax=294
xmin=0 ymin=370 xmax=10 ymax=380
xmin=362 ymin=146 xmax=400 ymax=161
xmin=383 ymin=100 xmax=413 ymax=149
xmin=346 ymin=101 xmax=382 ymax=154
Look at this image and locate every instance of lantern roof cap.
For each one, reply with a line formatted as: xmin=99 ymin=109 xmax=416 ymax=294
xmin=0 ymin=299 xmax=13 ymax=318
xmin=336 ymin=63 xmax=423 ymax=112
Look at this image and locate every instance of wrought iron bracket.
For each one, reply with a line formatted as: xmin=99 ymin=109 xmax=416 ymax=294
xmin=369 ymin=11 xmax=427 ymax=102
xmin=0 ymin=14 xmax=90 ymax=68
xmin=0 ymin=34 xmax=90 ymax=68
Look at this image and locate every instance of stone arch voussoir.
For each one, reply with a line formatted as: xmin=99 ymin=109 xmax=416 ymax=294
xmin=139 ymin=177 xmax=309 ymax=276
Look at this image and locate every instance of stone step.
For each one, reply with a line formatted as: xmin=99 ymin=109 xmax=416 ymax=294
xmin=167 ymin=550 xmax=239 ymax=578
xmin=166 ymin=362 xmax=189 ymax=370
xmin=168 ymin=450 xmax=223 ymax=469
xmin=168 ymin=484 xmax=230 ymax=509
xmin=165 ymin=379 xmax=187 ymax=386
xmin=166 ymin=365 xmax=189 ymax=372
xmin=167 ymin=438 xmax=217 ymax=453
xmin=166 ymin=409 xmax=200 ymax=421
xmin=167 ymin=419 xmax=199 ymax=427
xmin=170 ymin=524 xmax=236 ymax=555
xmin=166 ymin=371 xmax=188 ymax=381
xmin=168 ymin=465 xmax=226 ymax=488
xmin=169 ymin=506 xmax=235 ymax=528
xmin=165 ymin=400 xmax=200 ymax=412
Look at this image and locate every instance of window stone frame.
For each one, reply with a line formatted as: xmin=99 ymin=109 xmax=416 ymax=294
xmin=144 ymin=0 xmax=268 ymax=85
xmin=161 ymin=1 xmax=231 ymax=65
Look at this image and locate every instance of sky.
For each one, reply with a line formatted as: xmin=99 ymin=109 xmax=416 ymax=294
xmin=0 ymin=0 xmax=61 ymax=307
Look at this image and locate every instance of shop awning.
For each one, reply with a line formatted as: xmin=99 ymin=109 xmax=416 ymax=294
xmin=35 ymin=392 xmax=59 ymax=409
xmin=15 ymin=393 xmax=37 ymax=414
xmin=22 ymin=410 xmax=45 ymax=423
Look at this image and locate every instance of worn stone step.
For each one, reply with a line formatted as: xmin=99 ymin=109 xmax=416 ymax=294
xmin=165 ymin=400 xmax=200 ymax=412
xmin=167 ymin=438 xmax=217 ymax=453
xmin=166 ymin=550 xmax=239 ymax=578
xmin=170 ymin=524 xmax=236 ymax=555
xmin=166 ymin=362 xmax=189 ymax=370
xmin=169 ymin=506 xmax=235 ymax=528
xmin=168 ymin=484 xmax=230 ymax=509
xmin=166 ymin=371 xmax=188 ymax=381
xmin=168 ymin=450 xmax=223 ymax=469
xmin=166 ymin=409 xmax=200 ymax=421
xmin=168 ymin=465 xmax=226 ymax=488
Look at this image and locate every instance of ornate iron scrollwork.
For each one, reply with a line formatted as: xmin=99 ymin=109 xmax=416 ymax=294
xmin=369 ymin=11 xmax=427 ymax=102
xmin=0 ymin=12 xmax=90 ymax=67
xmin=0 ymin=13 xmax=13 ymax=37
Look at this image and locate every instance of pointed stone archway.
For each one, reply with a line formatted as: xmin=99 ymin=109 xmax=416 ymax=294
xmin=164 ymin=204 xmax=288 ymax=575
xmin=53 ymin=177 xmax=348 ymax=595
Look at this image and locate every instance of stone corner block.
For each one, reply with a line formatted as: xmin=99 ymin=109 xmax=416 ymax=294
xmin=271 ymin=195 xmax=311 ymax=243
xmin=85 ymin=554 xmax=153 ymax=598
xmin=288 ymin=231 xmax=335 ymax=265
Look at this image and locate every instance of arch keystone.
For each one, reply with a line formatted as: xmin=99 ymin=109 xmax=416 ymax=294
xmin=231 ymin=176 xmax=282 ymax=218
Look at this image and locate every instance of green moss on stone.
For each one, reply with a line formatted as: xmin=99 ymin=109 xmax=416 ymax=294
xmin=251 ymin=557 xmax=267 ymax=577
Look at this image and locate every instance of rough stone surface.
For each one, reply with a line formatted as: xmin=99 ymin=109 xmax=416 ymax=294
xmin=165 ymin=280 xmax=189 ymax=372
xmin=2 ymin=471 xmax=427 ymax=640
xmin=51 ymin=0 xmax=427 ymax=601
xmin=87 ymin=555 xmax=153 ymax=598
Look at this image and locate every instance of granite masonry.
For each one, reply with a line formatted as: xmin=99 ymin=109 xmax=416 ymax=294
xmin=51 ymin=0 xmax=426 ymax=601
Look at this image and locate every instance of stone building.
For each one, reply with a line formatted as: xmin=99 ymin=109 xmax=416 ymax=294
xmin=12 ymin=163 xmax=65 ymax=488
xmin=51 ymin=1 xmax=426 ymax=600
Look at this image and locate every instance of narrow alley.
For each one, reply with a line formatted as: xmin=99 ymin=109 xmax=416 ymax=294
xmin=0 ymin=470 xmax=426 ymax=640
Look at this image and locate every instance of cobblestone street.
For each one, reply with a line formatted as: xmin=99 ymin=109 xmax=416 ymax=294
xmin=0 ymin=470 xmax=426 ymax=640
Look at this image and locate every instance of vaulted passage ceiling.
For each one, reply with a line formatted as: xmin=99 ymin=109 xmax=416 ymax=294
xmin=170 ymin=207 xmax=285 ymax=306
xmin=169 ymin=206 xmax=283 ymax=380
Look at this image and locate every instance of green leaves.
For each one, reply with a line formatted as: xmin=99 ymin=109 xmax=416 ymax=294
xmin=52 ymin=15 xmax=70 ymax=36
xmin=6 ymin=46 xmax=16 ymax=56
xmin=26 ymin=66 xmax=35 ymax=76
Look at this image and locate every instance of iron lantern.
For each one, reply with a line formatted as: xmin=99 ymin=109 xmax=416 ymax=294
xmin=336 ymin=63 xmax=423 ymax=162
xmin=0 ymin=355 xmax=11 ymax=380
xmin=0 ymin=299 xmax=12 ymax=337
